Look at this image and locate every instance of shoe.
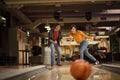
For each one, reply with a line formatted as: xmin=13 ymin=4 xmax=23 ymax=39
xmin=95 ymin=60 xmax=99 ymax=65
xmin=48 ymin=67 xmax=53 ymax=70
xmin=51 ymin=64 xmax=54 ymax=67
xmin=56 ymin=64 xmax=62 ymax=66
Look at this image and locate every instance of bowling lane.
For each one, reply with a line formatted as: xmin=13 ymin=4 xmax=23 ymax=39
xmin=27 ymin=65 xmax=120 ymax=80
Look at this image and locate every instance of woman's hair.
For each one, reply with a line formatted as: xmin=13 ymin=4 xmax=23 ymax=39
xmin=71 ymin=24 xmax=77 ymax=29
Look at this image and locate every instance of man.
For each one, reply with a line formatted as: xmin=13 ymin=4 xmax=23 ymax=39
xmin=48 ymin=24 xmax=62 ymax=66
xmin=70 ymin=24 xmax=99 ymax=64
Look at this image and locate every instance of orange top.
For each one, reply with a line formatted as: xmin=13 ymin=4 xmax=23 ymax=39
xmin=70 ymin=30 xmax=91 ymax=44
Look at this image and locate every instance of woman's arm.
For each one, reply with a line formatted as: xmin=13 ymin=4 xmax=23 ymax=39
xmin=79 ymin=31 xmax=91 ymax=39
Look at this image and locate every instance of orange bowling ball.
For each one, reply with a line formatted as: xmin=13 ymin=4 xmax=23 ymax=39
xmin=70 ymin=59 xmax=92 ymax=80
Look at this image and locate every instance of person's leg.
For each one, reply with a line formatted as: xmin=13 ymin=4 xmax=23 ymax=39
xmin=84 ymin=48 xmax=97 ymax=62
xmin=54 ymin=44 xmax=61 ymax=65
xmin=79 ymin=40 xmax=88 ymax=59
xmin=83 ymin=40 xmax=99 ymax=64
xmin=50 ymin=44 xmax=55 ymax=66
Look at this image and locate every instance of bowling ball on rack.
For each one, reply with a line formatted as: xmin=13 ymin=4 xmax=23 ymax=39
xmin=70 ymin=59 xmax=92 ymax=80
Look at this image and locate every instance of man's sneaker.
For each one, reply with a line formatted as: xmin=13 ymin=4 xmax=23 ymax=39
xmin=95 ymin=60 xmax=99 ymax=65
xmin=56 ymin=64 xmax=62 ymax=66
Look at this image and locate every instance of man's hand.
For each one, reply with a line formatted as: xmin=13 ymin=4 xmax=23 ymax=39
xmin=50 ymin=40 xmax=55 ymax=44
xmin=88 ymin=37 xmax=93 ymax=41
xmin=54 ymin=40 xmax=57 ymax=44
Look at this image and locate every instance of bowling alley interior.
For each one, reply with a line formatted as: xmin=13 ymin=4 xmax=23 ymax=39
xmin=0 ymin=0 xmax=120 ymax=80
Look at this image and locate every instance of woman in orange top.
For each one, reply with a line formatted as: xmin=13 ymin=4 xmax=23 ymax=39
xmin=70 ymin=24 xmax=99 ymax=64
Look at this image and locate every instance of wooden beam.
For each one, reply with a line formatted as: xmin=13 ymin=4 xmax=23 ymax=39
xmin=21 ymin=18 xmax=42 ymax=29
xmin=106 ymin=26 xmax=120 ymax=35
xmin=21 ymin=3 xmax=120 ymax=13
xmin=29 ymin=16 xmax=120 ymax=23
xmin=4 ymin=0 xmax=116 ymax=5
xmin=8 ymin=8 xmax=32 ymax=24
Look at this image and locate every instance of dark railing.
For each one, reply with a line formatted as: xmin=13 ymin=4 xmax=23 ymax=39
xmin=18 ymin=50 xmax=30 ymax=65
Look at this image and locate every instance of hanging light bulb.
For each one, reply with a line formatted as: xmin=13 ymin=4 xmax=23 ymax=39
xmin=45 ymin=20 xmax=51 ymax=32
xmin=27 ymin=31 xmax=30 ymax=37
xmin=45 ymin=25 xmax=50 ymax=28
xmin=47 ymin=27 xmax=51 ymax=31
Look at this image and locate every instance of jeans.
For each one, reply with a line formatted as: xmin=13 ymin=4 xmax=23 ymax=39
xmin=50 ymin=43 xmax=61 ymax=66
xmin=79 ymin=39 xmax=96 ymax=62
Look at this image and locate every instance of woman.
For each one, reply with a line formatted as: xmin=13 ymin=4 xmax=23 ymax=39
xmin=70 ymin=24 xmax=99 ymax=64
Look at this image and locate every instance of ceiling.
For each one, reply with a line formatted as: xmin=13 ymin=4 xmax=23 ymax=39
xmin=3 ymin=0 xmax=120 ymax=36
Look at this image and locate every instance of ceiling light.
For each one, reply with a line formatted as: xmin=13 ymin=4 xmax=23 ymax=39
xmin=95 ymin=36 xmax=109 ymax=38
xmin=47 ymin=27 xmax=51 ymax=31
xmin=1 ymin=17 xmax=6 ymax=20
xmin=100 ymin=9 xmax=120 ymax=14
xmin=27 ymin=31 xmax=30 ymax=37
xmin=107 ymin=9 xmax=120 ymax=14
xmin=97 ymin=27 xmax=112 ymax=31
xmin=45 ymin=25 xmax=50 ymax=28
xmin=98 ymin=32 xmax=105 ymax=35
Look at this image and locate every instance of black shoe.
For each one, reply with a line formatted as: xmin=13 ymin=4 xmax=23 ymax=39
xmin=56 ymin=64 xmax=62 ymax=66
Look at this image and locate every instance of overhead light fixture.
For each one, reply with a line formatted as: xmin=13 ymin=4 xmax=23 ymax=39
xmin=45 ymin=25 xmax=51 ymax=30
xmin=47 ymin=27 xmax=51 ymax=31
xmin=53 ymin=11 xmax=63 ymax=21
xmin=1 ymin=17 xmax=6 ymax=20
xmin=95 ymin=36 xmax=109 ymax=38
xmin=45 ymin=20 xmax=51 ymax=32
xmin=26 ymin=31 xmax=30 ymax=37
xmin=45 ymin=25 xmax=50 ymax=28
xmin=100 ymin=9 xmax=120 ymax=14
xmin=85 ymin=12 xmax=92 ymax=21
xmin=107 ymin=9 xmax=120 ymax=14
xmin=45 ymin=24 xmax=51 ymax=32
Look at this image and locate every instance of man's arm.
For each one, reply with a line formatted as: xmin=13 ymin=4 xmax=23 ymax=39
xmin=48 ymin=31 xmax=54 ymax=43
